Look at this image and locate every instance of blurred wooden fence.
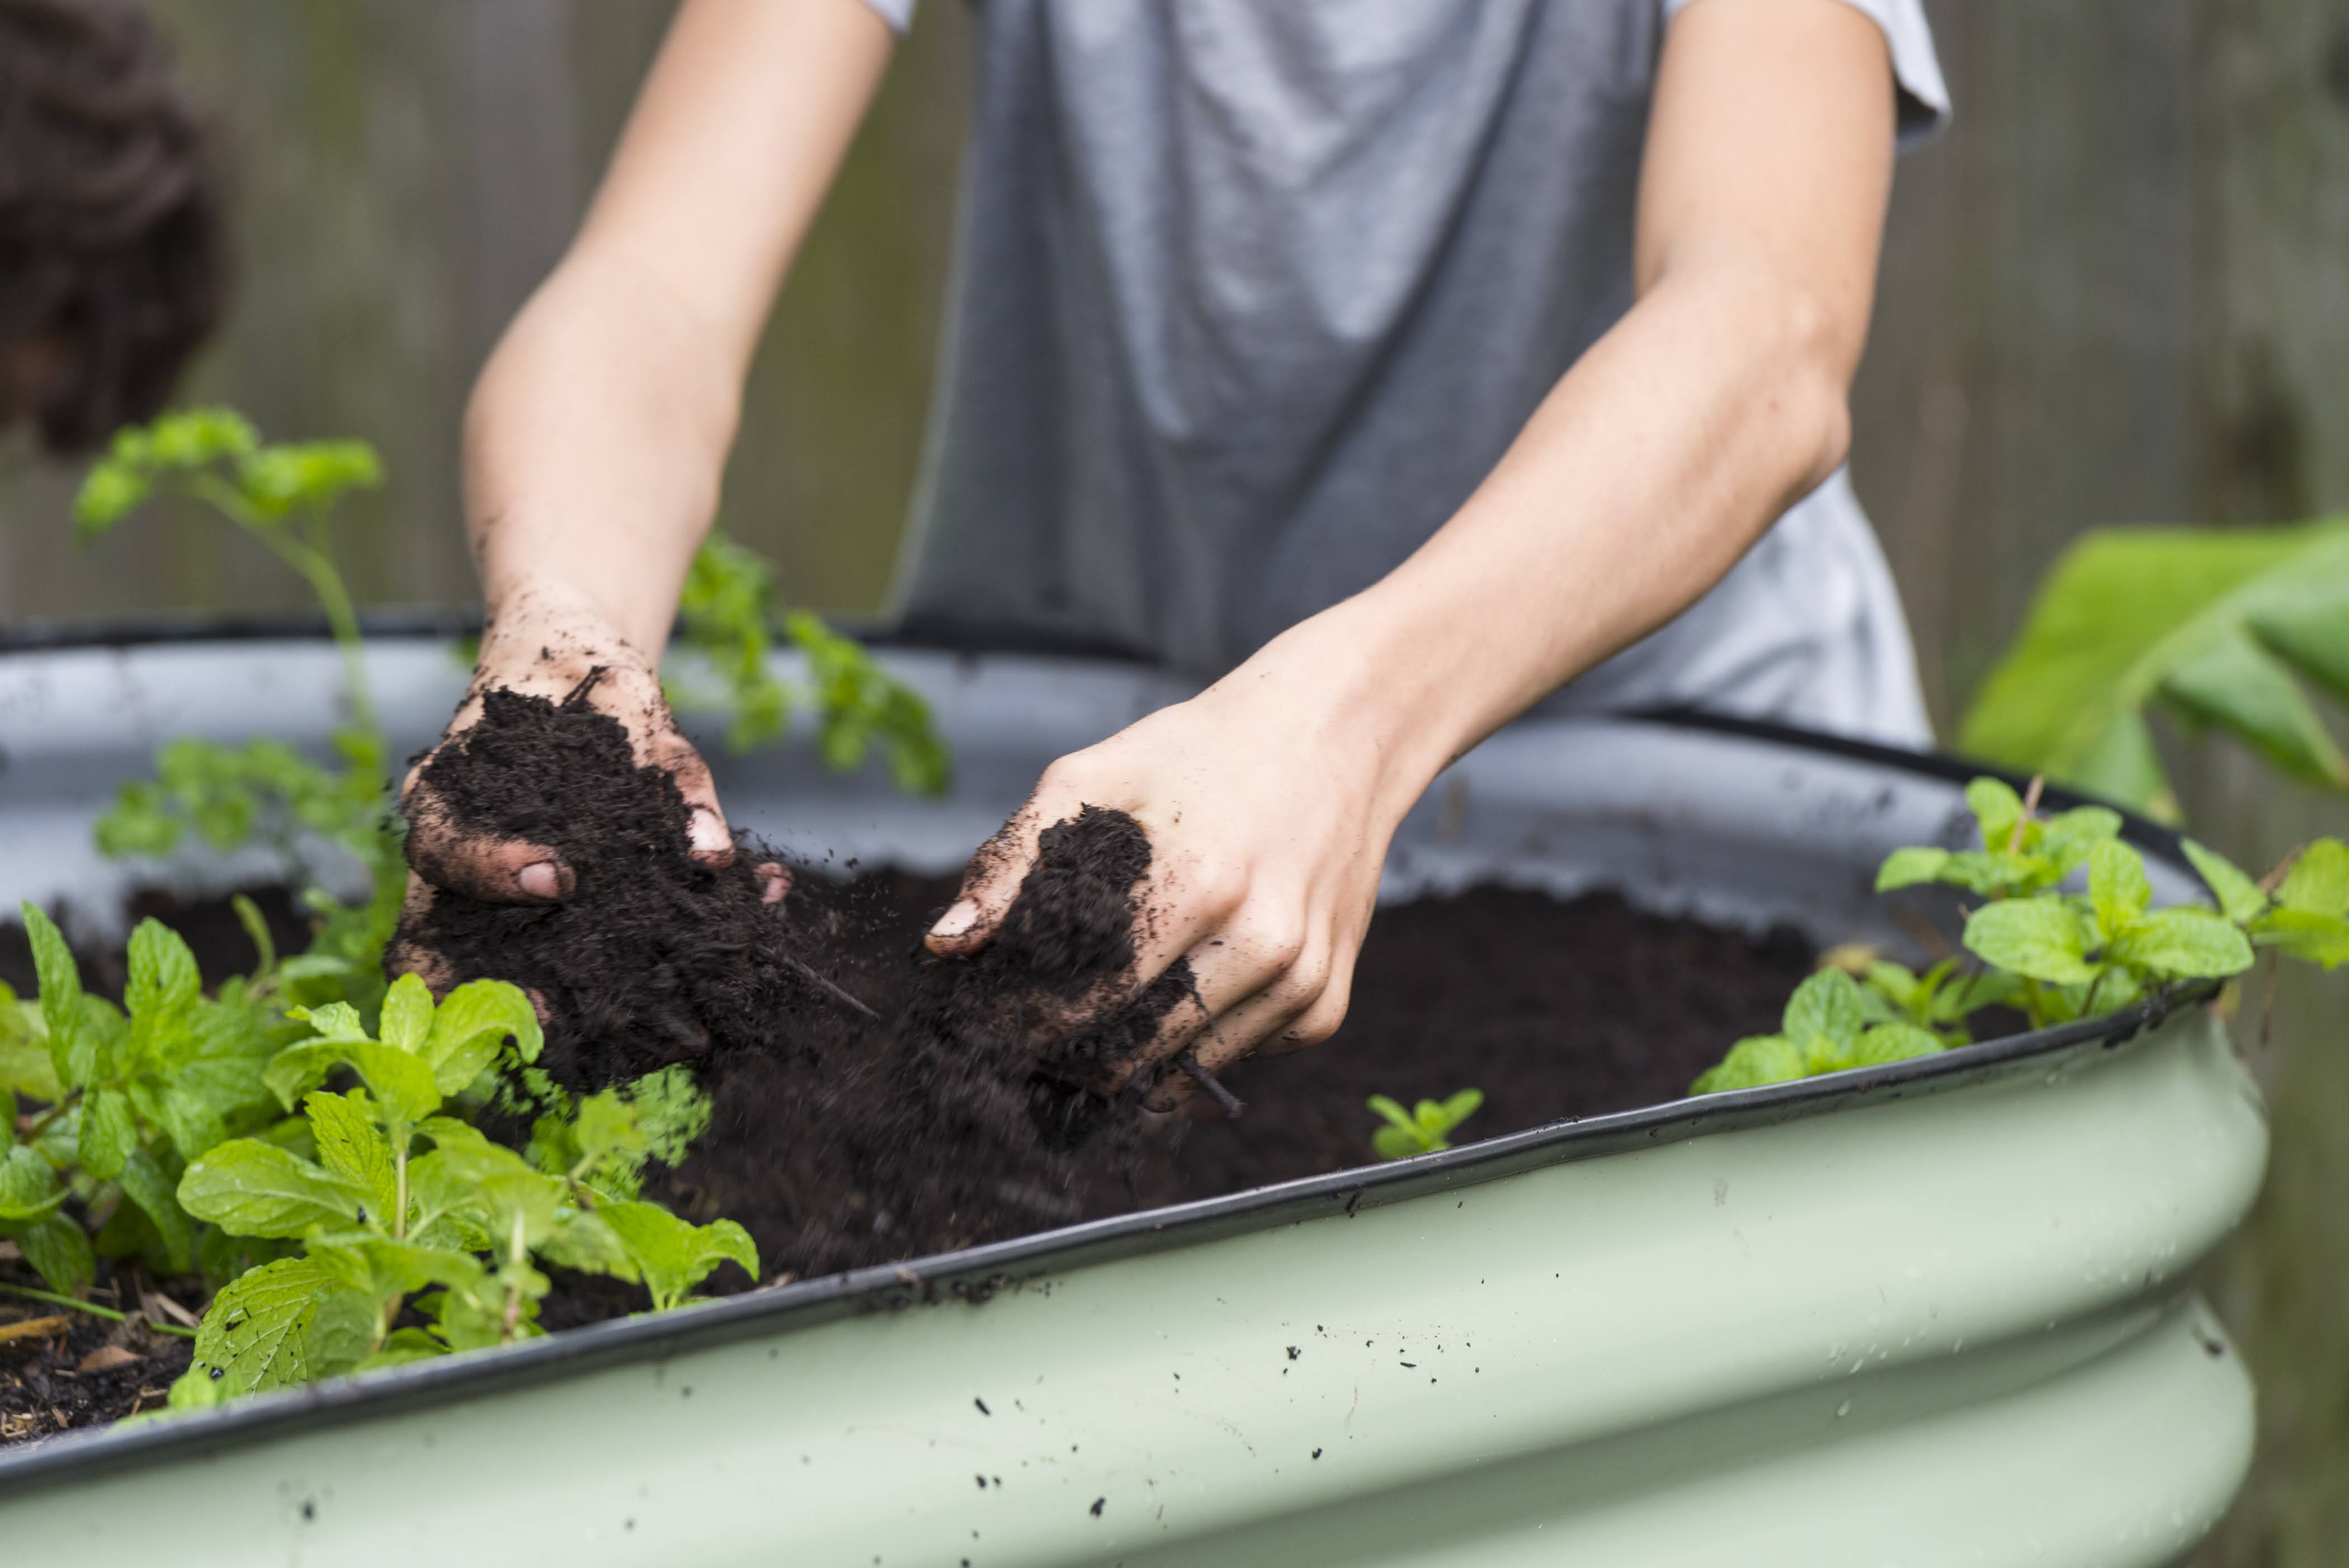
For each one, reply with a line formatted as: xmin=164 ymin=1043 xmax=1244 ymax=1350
xmin=1 ymin=2 xmax=2345 ymax=1560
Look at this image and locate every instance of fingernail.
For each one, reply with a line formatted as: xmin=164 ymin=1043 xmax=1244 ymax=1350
xmin=930 ymin=899 xmax=979 ymax=939
xmin=517 ymin=861 xmax=562 ymax=899
xmin=689 ymin=809 xmax=731 ymax=858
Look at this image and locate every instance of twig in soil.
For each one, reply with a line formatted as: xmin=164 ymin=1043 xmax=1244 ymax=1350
xmin=782 ymin=952 xmax=879 ymax=1022
xmin=1174 ymin=975 xmax=1246 ymax=1120
xmin=0 ymin=1315 xmax=68 ymax=1347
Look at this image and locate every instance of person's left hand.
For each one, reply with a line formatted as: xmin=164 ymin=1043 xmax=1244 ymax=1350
xmin=924 ymin=610 xmax=1453 ymax=1110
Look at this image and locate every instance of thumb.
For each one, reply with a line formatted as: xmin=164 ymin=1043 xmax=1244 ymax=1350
xmin=926 ymin=804 xmax=1041 ymax=957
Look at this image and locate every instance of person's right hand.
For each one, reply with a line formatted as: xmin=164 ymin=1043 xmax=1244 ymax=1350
xmin=386 ymin=576 xmax=783 ymax=991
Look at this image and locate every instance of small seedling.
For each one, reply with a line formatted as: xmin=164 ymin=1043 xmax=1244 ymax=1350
xmin=1694 ymin=775 xmax=2349 ymax=1093
xmin=1366 ymin=1089 xmax=1484 ymax=1159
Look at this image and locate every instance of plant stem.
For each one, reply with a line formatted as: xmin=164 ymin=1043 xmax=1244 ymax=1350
xmin=0 ymin=1281 xmax=119 ymax=1319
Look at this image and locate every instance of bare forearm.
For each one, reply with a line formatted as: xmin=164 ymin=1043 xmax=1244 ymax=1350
xmin=1330 ymin=257 xmax=1859 ymax=799
xmin=464 ymin=249 xmax=741 ymax=655
xmin=461 ymin=0 xmax=894 ymax=661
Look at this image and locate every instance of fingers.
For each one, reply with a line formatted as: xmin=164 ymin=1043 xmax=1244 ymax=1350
xmin=754 ymin=861 xmax=791 ymax=905
xmin=1134 ymin=928 xmax=1351 ymax=1111
xmin=642 ymin=729 xmax=736 ymax=866
xmin=926 ymin=799 xmax=1044 ymax=956
xmin=400 ymin=766 xmax=576 ymax=905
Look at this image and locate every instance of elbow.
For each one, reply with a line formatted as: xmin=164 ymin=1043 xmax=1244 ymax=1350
xmin=1769 ymin=277 xmax=1861 ymax=493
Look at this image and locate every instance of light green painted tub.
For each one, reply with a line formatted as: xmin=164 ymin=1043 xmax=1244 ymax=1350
xmin=0 ymin=630 xmax=2268 ymax=1565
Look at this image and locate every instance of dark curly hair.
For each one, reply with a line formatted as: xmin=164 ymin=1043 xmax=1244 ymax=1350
xmin=0 ymin=0 xmax=227 ymax=454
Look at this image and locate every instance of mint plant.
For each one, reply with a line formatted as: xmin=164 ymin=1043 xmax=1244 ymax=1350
xmin=673 ymin=530 xmax=951 ymax=794
xmin=1366 ymin=1089 xmax=1484 ymax=1159
xmin=0 ymin=906 xmax=286 ymax=1297
xmin=166 ymin=975 xmax=755 ymax=1405
xmin=1694 ymin=775 xmax=2347 ymax=1094
xmin=73 ymin=408 xmax=404 ymax=1006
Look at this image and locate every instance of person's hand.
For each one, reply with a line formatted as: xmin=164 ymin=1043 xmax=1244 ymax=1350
xmin=924 ymin=608 xmax=1454 ymax=1111
xmin=388 ymin=575 xmax=783 ymax=989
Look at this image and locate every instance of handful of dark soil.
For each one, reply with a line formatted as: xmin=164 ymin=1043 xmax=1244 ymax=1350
xmin=400 ymin=682 xmax=1178 ymax=1278
xmin=400 ymin=678 xmax=847 ymax=1088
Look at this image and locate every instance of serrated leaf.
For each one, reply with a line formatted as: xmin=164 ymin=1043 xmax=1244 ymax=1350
xmin=125 ymin=919 xmax=201 ymax=1022
xmin=2277 ymin=839 xmax=2349 ymax=918
xmin=293 ymin=1002 xmax=370 ymax=1043
xmin=1964 ymin=899 xmax=2099 ymax=985
xmin=346 ymin=1043 xmax=441 ymax=1124
xmin=117 ymin=1147 xmax=196 ymax=1272
xmin=0 ymin=1003 xmax=60 ymax=1103
xmin=1691 ymin=1035 xmax=1805 ymax=1094
xmin=599 ymin=1202 xmax=758 ymax=1309
xmin=2036 ymin=806 xmax=2124 ymax=877
xmin=191 ymin=1257 xmax=341 ymax=1395
xmin=20 ymin=903 xmax=87 ymax=1090
xmin=2088 ymin=840 xmax=2154 ymax=937
xmin=1851 ymin=1022 xmax=1944 ymax=1066
xmin=263 ymin=1041 xmax=344 ymax=1112
xmin=178 ymin=1140 xmax=364 ymax=1238
xmin=17 ymin=1213 xmax=95 ymax=1295
xmin=304 ymin=1091 xmax=398 ymax=1226
xmin=303 ymin=1286 xmax=380 ymax=1381
xmin=1782 ymin=970 xmax=1865 ymax=1050
xmin=1965 ymin=778 xmax=2026 ymax=849
xmin=0 ymin=1142 xmax=67 ymax=1224
xmin=2253 ymin=909 xmax=2349 ymax=970
xmin=535 ymin=1210 xmax=639 ymax=1279
xmin=1875 ymin=847 xmax=1949 ymax=891
xmin=377 ymin=973 xmax=434 ymax=1057
xmin=78 ymin=1088 xmax=138 ymax=1181
xmin=2182 ymin=839 xmax=2268 ymax=923
xmin=2114 ymin=907 xmax=2256 ymax=979
xmin=424 ymin=979 xmax=543 ymax=1090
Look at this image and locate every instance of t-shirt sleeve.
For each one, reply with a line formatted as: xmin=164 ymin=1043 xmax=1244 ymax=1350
xmin=857 ymin=0 xmax=916 ymax=34
xmin=1662 ymin=0 xmax=1951 ymax=148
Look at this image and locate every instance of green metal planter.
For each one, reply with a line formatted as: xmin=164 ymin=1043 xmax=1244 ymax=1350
xmin=0 ymin=632 xmax=2268 ymax=1566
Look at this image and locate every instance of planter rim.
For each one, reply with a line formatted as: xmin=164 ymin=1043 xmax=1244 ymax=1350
xmin=0 ymin=628 xmax=2219 ymax=1494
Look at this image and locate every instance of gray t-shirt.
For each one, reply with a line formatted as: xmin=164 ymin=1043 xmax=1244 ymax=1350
xmin=869 ymin=0 xmax=1948 ymax=746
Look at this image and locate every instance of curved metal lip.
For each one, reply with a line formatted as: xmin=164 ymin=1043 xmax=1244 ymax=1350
xmin=0 ymin=628 xmax=2223 ymax=1493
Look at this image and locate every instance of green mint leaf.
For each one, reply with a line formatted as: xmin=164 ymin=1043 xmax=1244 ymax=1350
xmin=234 ymin=440 xmax=382 ymax=518
xmin=1782 ymin=969 xmax=1865 ymax=1050
xmin=1435 ymin=1088 xmax=1484 ymax=1132
xmin=292 ymin=1002 xmax=370 ymax=1042
xmin=190 ymin=1257 xmax=342 ymax=1396
xmin=1691 ymin=1034 xmax=1805 ymax=1094
xmin=1963 ymin=899 xmax=2099 ymax=985
xmin=2277 ymin=839 xmax=2349 ymax=918
xmin=1371 ymin=1125 xmax=1425 ymax=1160
xmin=125 ymin=918 xmax=201 ymax=1021
xmin=535 ymin=1210 xmax=639 ymax=1279
xmin=2181 ymin=839 xmax=2269 ymax=924
xmin=376 ymin=972 xmax=434 ymax=1057
xmin=0 ymin=1143 xmax=67 ymax=1224
xmin=1365 ymin=1095 xmax=1416 ymax=1135
xmin=2114 ymin=908 xmax=2256 ymax=979
xmin=263 ymin=1042 xmax=344 ymax=1112
xmin=425 ymin=979 xmax=544 ymax=1091
xmin=116 ymin=1147 xmax=197 ymax=1272
xmin=2252 ymin=909 xmax=2349 ymax=970
xmin=0 ymin=1009 xmax=60 ymax=1103
xmin=571 ymin=1090 xmax=648 ymax=1171
xmin=1874 ymin=847 xmax=1950 ymax=891
xmin=304 ymin=1091 xmax=399 ymax=1226
xmin=17 ymin=1213 xmax=95 ymax=1295
xmin=78 ymin=1087 xmax=139 ymax=1182
xmin=599 ymin=1201 xmax=758 ymax=1310
xmin=20 ymin=903 xmax=87 ymax=1090
xmin=2035 ymin=806 xmax=2125 ymax=877
xmin=346 ymin=1042 xmax=441 ymax=1125
xmin=1851 ymin=1023 xmax=1944 ymax=1066
xmin=2087 ymin=840 xmax=2154 ymax=938
xmin=355 ymin=1327 xmax=450 ymax=1373
xmin=1964 ymin=777 xmax=2025 ymax=849
xmin=179 ymin=1139 xmax=365 ymax=1238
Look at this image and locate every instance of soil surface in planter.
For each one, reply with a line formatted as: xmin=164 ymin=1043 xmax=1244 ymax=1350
xmin=0 ymin=1268 xmax=194 ymax=1442
xmin=0 ymin=686 xmax=1815 ymax=1437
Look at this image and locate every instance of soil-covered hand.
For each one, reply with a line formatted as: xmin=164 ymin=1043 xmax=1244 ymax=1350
xmin=924 ymin=610 xmax=1448 ymax=1111
xmin=389 ymin=578 xmax=784 ymax=987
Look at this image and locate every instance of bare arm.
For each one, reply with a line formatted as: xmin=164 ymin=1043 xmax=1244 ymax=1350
xmin=401 ymin=0 xmax=892 ymax=911
xmin=930 ymin=0 xmax=1899 ymax=1098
